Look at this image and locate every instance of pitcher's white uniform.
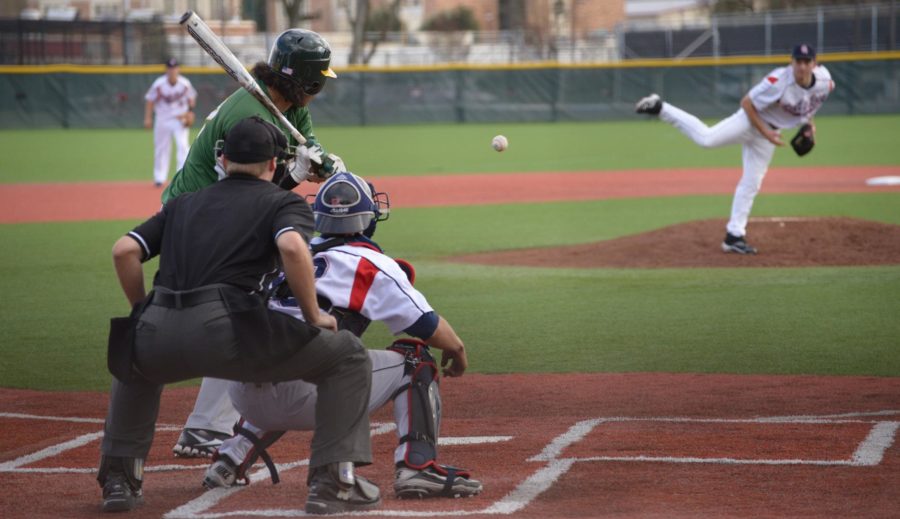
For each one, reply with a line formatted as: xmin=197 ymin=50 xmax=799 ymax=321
xmin=145 ymin=75 xmax=196 ymax=185
xmin=218 ymin=236 xmax=438 ymax=467
xmin=659 ymin=65 xmax=834 ymax=237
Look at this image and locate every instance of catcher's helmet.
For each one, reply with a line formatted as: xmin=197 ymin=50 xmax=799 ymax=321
xmin=268 ymin=29 xmax=337 ymax=96
xmin=313 ymin=172 xmax=389 ymax=236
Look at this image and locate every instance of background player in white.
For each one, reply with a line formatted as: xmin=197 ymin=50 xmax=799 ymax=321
xmin=144 ymin=58 xmax=197 ymax=187
xmin=635 ymin=43 xmax=835 ymax=254
xmin=201 ymin=172 xmax=483 ymax=499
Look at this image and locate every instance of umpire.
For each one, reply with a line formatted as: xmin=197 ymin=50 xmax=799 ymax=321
xmin=97 ymin=116 xmax=379 ymax=514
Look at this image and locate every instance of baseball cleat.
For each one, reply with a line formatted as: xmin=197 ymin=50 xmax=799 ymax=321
xmin=394 ymin=465 xmax=483 ymax=499
xmin=173 ymin=428 xmax=231 ymax=458
xmin=101 ymin=471 xmax=143 ymax=512
xmin=305 ymin=463 xmax=381 ymax=515
xmin=635 ymin=93 xmax=662 ymax=115
xmin=722 ymin=233 xmax=758 ymax=254
xmin=203 ymin=455 xmax=242 ymax=489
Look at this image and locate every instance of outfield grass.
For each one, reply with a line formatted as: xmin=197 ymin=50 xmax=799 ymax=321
xmin=1 ymin=114 xmax=899 ymax=183
xmin=1 ymin=116 xmax=898 ymax=391
xmin=1 ymin=192 xmax=898 ymax=390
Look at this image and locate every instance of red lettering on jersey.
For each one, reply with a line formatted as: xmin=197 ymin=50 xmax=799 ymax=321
xmin=767 ymin=76 xmax=778 ymax=84
xmin=348 ymin=257 xmax=379 ymax=312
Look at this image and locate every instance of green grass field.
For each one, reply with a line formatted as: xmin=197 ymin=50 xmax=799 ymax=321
xmin=1 ymin=114 xmax=899 ymax=183
xmin=1 ymin=115 xmax=899 ymax=391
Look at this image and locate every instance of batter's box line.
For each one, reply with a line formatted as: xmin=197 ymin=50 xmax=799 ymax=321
xmin=166 ymin=414 xmax=899 ymax=518
xmin=528 ymin=412 xmax=900 ymax=466
xmin=164 ymin=430 xmax=514 ymax=519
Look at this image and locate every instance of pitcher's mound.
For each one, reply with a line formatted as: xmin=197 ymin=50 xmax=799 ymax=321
xmin=451 ymin=217 xmax=900 ymax=268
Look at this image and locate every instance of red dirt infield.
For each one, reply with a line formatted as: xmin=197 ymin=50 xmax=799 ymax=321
xmin=1 ymin=165 xmax=899 ymax=224
xmin=1 ymin=373 xmax=898 ymax=518
xmin=2 ymin=166 xmax=898 ymax=517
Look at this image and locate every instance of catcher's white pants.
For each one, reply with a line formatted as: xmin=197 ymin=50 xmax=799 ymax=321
xmin=218 ymin=349 xmax=414 ymax=466
xmin=660 ymin=103 xmax=777 ymax=238
xmin=152 ymin=116 xmax=190 ymax=185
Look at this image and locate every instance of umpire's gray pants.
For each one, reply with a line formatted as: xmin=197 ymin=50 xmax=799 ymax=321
xmin=100 ymin=298 xmax=372 ymax=470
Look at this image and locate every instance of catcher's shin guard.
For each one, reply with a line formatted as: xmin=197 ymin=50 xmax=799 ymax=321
xmin=388 ymin=339 xmax=441 ymax=469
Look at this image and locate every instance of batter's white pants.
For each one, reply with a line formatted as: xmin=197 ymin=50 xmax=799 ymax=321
xmin=218 ymin=349 xmax=413 ymax=466
xmin=183 ymin=377 xmax=240 ymax=434
xmin=659 ymin=102 xmax=777 ymax=238
xmin=153 ymin=117 xmax=190 ymax=185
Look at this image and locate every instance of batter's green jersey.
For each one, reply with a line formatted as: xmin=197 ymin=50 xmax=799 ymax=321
xmin=162 ymin=83 xmax=320 ymax=203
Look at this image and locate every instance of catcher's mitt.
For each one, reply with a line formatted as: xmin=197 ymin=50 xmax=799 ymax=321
xmin=791 ymin=123 xmax=815 ymax=156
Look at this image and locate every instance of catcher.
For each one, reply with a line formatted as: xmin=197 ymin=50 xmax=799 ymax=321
xmin=636 ymin=43 xmax=834 ymax=254
xmin=201 ymin=172 xmax=483 ymax=501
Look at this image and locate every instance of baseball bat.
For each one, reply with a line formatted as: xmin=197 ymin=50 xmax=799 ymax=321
xmin=179 ymin=10 xmax=307 ymax=145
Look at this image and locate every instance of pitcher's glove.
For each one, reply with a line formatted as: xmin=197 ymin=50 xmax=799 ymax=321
xmin=181 ymin=111 xmax=195 ymax=128
xmin=790 ymin=124 xmax=815 ymax=156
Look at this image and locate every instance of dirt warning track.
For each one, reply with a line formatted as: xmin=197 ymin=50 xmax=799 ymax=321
xmin=1 ymin=373 xmax=898 ymax=518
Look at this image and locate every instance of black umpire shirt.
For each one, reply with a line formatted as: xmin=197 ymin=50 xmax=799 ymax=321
xmin=127 ymin=173 xmax=314 ymax=293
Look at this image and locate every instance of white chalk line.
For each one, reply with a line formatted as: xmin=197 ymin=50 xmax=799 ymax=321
xmin=527 ymin=411 xmax=900 ymax=463
xmin=4 ymin=410 xmax=898 ymax=517
xmin=851 ymin=421 xmax=899 ymax=465
xmin=440 ymin=436 xmax=513 ymax=446
xmin=0 ymin=411 xmax=182 ymax=428
xmin=164 ymin=422 xmax=401 ymax=519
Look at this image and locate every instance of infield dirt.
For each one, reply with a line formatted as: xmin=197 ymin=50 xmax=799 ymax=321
xmin=2 ymin=373 xmax=898 ymax=518
xmin=451 ymin=217 xmax=900 ymax=268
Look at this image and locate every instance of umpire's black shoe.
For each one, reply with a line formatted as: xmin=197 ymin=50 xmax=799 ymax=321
xmin=305 ymin=462 xmax=381 ymax=515
xmin=722 ymin=233 xmax=758 ymax=255
xmin=102 ymin=471 xmax=143 ymax=512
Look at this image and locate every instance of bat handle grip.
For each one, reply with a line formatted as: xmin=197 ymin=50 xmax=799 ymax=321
xmin=290 ymin=127 xmax=307 ymax=145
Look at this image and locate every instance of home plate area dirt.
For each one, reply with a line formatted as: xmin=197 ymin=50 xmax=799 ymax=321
xmin=1 ymin=373 xmax=898 ymax=518
xmin=451 ymin=217 xmax=900 ymax=269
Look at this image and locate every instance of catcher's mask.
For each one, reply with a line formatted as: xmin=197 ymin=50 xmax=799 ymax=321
xmin=312 ymin=172 xmax=389 ymax=237
xmin=268 ymin=29 xmax=337 ymax=96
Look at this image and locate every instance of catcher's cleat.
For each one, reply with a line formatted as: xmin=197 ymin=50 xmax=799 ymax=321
xmin=102 ymin=470 xmax=143 ymax=512
xmin=722 ymin=233 xmax=758 ymax=255
xmin=305 ymin=462 xmax=381 ymax=515
xmin=203 ymin=455 xmax=246 ymax=489
xmin=635 ymin=93 xmax=662 ymax=115
xmin=394 ymin=464 xmax=483 ymax=499
xmin=173 ymin=428 xmax=231 ymax=458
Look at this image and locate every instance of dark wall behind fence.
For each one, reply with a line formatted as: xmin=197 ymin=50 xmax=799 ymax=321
xmin=1 ymin=55 xmax=897 ymax=129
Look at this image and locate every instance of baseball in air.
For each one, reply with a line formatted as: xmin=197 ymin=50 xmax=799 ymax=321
xmin=492 ymin=135 xmax=508 ymax=152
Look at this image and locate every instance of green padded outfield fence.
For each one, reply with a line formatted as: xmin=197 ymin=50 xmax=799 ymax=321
xmin=1 ymin=51 xmax=897 ymax=129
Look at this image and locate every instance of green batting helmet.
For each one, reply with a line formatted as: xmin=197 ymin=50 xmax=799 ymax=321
xmin=268 ymin=29 xmax=337 ymax=96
